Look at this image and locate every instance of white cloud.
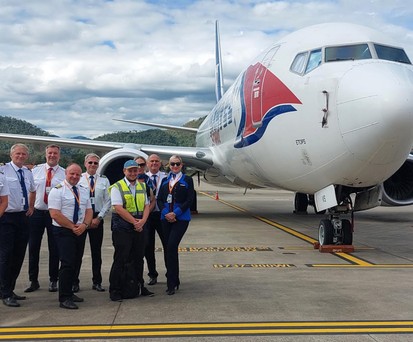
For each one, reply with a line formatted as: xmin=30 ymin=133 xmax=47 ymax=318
xmin=0 ymin=0 xmax=412 ymax=137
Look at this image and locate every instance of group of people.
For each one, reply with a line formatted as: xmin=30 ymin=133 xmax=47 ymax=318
xmin=0 ymin=143 xmax=194 ymax=309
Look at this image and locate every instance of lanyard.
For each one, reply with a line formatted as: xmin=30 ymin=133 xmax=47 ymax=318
xmin=168 ymin=173 xmax=182 ymax=193
xmin=85 ymin=174 xmax=97 ymax=194
xmin=65 ymin=181 xmax=80 ymax=205
xmin=45 ymin=166 xmax=55 ymax=182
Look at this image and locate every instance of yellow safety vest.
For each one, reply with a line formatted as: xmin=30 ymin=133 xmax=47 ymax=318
xmin=110 ymin=179 xmax=146 ymax=217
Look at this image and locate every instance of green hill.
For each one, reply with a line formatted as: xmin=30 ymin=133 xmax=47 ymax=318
xmin=0 ymin=115 xmax=205 ymax=165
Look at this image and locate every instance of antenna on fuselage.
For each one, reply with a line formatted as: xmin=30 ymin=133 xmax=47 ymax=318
xmin=215 ymin=20 xmax=224 ymax=103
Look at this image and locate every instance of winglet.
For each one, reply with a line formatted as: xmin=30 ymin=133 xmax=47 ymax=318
xmin=215 ymin=20 xmax=224 ymax=103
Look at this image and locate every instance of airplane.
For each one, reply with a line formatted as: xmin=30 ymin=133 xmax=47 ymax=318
xmin=1 ymin=21 xmax=413 ymax=247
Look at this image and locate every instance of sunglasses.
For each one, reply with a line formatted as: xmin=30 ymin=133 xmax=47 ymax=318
xmin=170 ymin=162 xmax=181 ymax=167
xmin=87 ymin=161 xmax=99 ymax=165
xmin=149 ymin=160 xmax=160 ymax=163
xmin=137 ymin=163 xmax=146 ymax=167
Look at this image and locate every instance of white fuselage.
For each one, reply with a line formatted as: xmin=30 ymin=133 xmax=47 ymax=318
xmin=196 ymin=23 xmax=413 ymax=194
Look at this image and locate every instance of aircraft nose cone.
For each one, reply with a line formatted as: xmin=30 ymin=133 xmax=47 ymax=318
xmin=337 ymin=62 xmax=413 ymax=165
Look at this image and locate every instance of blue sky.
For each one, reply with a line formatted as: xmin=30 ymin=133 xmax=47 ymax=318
xmin=0 ymin=0 xmax=412 ymax=137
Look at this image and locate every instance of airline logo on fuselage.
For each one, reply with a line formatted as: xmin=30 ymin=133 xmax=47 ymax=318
xmin=234 ymin=62 xmax=301 ymax=148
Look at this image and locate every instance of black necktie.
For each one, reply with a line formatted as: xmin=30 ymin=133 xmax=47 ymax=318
xmin=152 ymin=174 xmax=157 ymax=188
xmin=89 ymin=176 xmax=95 ymax=212
xmin=18 ymin=169 xmax=29 ymax=210
xmin=72 ymin=186 xmax=79 ymax=223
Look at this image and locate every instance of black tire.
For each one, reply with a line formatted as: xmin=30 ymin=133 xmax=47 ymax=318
xmin=294 ymin=193 xmax=308 ymax=213
xmin=341 ymin=219 xmax=353 ymax=245
xmin=319 ymin=219 xmax=334 ymax=246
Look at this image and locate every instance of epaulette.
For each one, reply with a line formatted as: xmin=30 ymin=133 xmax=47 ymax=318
xmin=79 ymin=184 xmax=88 ymax=189
xmin=55 ymin=184 xmax=63 ymax=189
xmin=0 ymin=170 xmax=4 ymax=175
xmin=100 ymin=175 xmax=107 ymax=178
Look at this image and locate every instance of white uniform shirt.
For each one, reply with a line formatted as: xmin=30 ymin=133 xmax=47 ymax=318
xmin=146 ymin=171 xmax=166 ymax=211
xmin=0 ymin=162 xmax=35 ymax=212
xmin=0 ymin=172 xmax=10 ymax=197
xmin=48 ymin=181 xmax=92 ymax=227
xmin=32 ymin=163 xmax=65 ymax=210
xmin=110 ymin=178 xmax=149 ymax=206
xmin=78 ymin=172 xmax=111 ymax=219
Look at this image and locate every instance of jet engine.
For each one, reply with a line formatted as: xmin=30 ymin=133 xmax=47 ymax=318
xmin=97 ymin=145 xmax=148 ymax=184
xmin=381 ymin=154 xmax=413 ymax=206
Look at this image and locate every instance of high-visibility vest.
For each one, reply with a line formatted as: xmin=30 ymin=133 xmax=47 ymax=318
xmin=110 ymin=179 xmax=146 ymax=216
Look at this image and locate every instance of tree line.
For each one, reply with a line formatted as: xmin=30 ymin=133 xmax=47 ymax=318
xmin=0 ymin=115 xmax=205 ymax=166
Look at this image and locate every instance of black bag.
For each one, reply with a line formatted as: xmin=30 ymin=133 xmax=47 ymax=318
xmin=120 ymin=261 xmax=141 ymax=299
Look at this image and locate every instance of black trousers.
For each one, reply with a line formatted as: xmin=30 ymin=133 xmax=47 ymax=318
xmin=162 ymin=220 xmax=189 ymax=291
xmin=0 ymin=212 xmax=29 ymax=298
xmin=53 ymin=225 xmax=86 ymax=302
xmin=109 ymin=229 xmax=144 ymax=296
xmin=74 ymin=215 xmax=104 ymax=286
xmin=28 ymin=209 xmax=59 ymax=283
xmin=144 ymin=211 xmax=166 ymax=279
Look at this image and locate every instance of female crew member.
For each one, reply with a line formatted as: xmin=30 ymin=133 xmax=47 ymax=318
xmin=157 ymin=155 xmax=194 ymax=295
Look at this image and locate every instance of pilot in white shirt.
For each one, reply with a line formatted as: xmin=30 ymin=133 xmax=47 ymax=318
xmin=75 ymin=153 xmax=111 ymax=292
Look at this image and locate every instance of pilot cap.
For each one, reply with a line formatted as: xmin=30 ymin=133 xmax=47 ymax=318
xmin=123 ymin=160 xmax=139 ymax=169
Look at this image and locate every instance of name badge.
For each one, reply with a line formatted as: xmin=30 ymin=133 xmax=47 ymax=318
xmin=45 ymin=186 xmax=51 ymax=194
xmin=22 ymin=197 xmax=26 ymax=206
xmin=167 ymin=194 xmax=172 ymax=203
xmin=90 ymin=197 xmax=95 ymax=205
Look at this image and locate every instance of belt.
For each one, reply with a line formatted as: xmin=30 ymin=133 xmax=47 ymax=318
xmin=4 ymin=211 xmax=27 ymax=215
xmin=35 ymin=209 xmax=49 ymax=213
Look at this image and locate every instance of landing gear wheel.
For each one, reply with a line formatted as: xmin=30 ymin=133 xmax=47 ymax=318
xmin=294 ymin=193 xmax=308 ymax=214
xmin=341 ymin=219 xmax=353 ymax=245
xmin=319 ymin=219 xmax=334 ymax=246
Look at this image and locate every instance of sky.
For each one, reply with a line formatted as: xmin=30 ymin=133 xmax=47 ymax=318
xmin=1 ymin=0 xmax=413 ymax=138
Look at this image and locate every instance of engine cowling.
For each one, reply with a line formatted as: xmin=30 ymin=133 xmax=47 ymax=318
xmin=97 ymin=146 xmax=148 ymax=184
xmin=381 ymin=154 xmax=413 ymax=206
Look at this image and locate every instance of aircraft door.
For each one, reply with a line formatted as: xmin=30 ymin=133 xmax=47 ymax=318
xmin=249 ymin=46 xmax=279 ymax=128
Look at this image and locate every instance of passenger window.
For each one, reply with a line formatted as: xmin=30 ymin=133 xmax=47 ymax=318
xmin=325 ymin=44 xmax=371 ymax=62
xmin=290 ymin=52 xmax=308 ymax=74
xmin=305 ymin=49 xmax=322 ymax=73
xmin=374 ymin=44 xmax=411 ymax=64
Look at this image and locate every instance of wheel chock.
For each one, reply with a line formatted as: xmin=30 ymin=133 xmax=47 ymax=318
xmin=318 ymin=244 xmax=354 ymax=253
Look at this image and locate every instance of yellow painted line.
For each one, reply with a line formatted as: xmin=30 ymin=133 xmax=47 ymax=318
xmin=311 ymin=264 xmax=413 ymax=268
xmin=199 ymin=191 xmax=376 ymax=267
xmin=201 ymin=192 xmax=413 ymax=268
xmin=1 ymin=321 xmax=413 ymax=339
xmin=213 ymin=264 xmax=295 ymax=268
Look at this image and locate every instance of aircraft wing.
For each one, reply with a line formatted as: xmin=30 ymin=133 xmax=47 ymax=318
xmin=0 ymin=132 xmax=214 ymax=170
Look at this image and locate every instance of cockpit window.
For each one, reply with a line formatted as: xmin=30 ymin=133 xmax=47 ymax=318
xmin=374 ymin=44 xmax=411 ymax=64
xmin=290 ymin=52 xmax=308 ymax=74
xmin=325 ymin=44 xmax=371 ymax=62
xmin=305 ymin=49 xmax=322 ymax=73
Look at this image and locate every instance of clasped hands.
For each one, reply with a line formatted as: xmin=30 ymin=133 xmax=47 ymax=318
xmin=165 ymin=212 xmax=177 ymax=223
xmin=133 ymin=219 xmax=145 ymax=232
xmin=72 ymin=223 xmax=87 ymax=236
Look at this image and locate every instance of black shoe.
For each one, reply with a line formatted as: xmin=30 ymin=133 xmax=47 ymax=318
xmin=3 ymin=297 xmax=20 ymax=307
xmin=110 ymin=293 xmax=123 ymax=302
xmin=148 ymin=277 xmax=157 ymax=285
xmin=92 ymin=284 xmax=105 ymax=292
xmin=72 ymin=294 xmax=84 ymax=303
xmin=24 ymin=281 xmax=40 ymax=293
xmin=49 ymin=281 xmax=58 ymax=292
xmin=140 ymin=286 xmax=155 ymax=297
xmin=166 ymin=289 xmax=175 ymax=296
xmin=59 ymin=299 xmax=78 ymax=309
xmin=72 ymin=284 xmax=80 ymax=293
xmin=12 ymin=292 xmax=26 ymax=300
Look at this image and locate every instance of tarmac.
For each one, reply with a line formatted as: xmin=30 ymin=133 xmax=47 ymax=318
xmin=1 ymin=182 xmax=413 ymax=341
